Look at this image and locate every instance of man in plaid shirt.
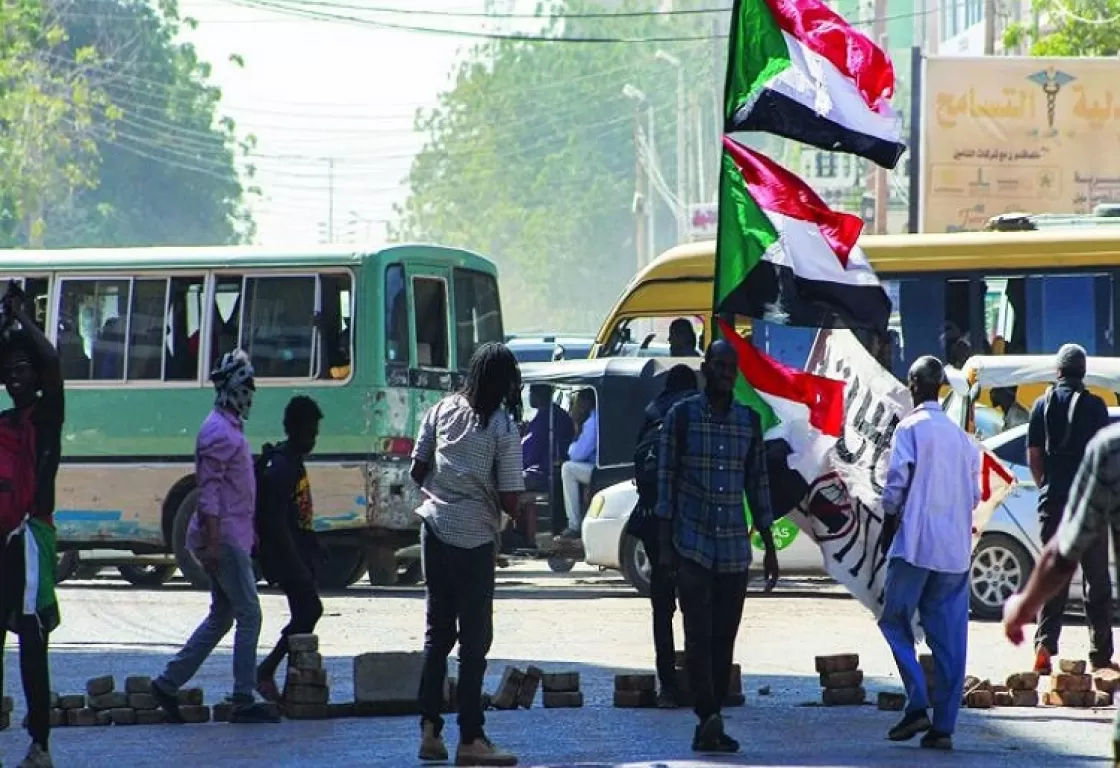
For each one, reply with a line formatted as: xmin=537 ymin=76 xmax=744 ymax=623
xmin=655 ymin=340 xmax=779 ymax=754
xmin=1005 ymin=422 xmax=1120 ymax=765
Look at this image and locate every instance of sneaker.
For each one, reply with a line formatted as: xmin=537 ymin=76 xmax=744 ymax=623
xmin=230 ymin=701 xmax=282 ymax=724
xmin=150 ymin=681 xmax=184 ymax=724
xmin=556 ymin=528 xmax=581 ymax=540
xmin=1034 ymin=647 xmax=1053 ymax=675
xmin=692 ymin=714 xmax=735 ymax=753
xmin=419 ymin=721 xmax=449 ymax=762
xmin=455 ymin=734 xmax=517 ymax=766
xmin=920 ymin=729 xmax=953 ymax=750
xmin=17 ymin=744 xmax=52 ymax=768
xmin=1092 ymin=661 xmax=1120 ymax=673
xmin=887 ymin=710 xmax=931 ymax=742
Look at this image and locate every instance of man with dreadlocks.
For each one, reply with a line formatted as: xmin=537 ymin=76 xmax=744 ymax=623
xmin=150 ymin=350 xmax=280 ymax=725
xmin=411 ymin=342 xmax=524 ymax=767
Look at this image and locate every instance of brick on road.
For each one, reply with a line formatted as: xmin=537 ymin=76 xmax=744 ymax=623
xmin=109 ymin=708 xmax=138 ymax=726
xmin=965 ymin=690 xmax=994 ymax=709
xmin=1011 ymin=690 xmax=1039 ymax=707
xmin=135 ymin=709 xmax=165 ymax=725
xmin=613 ymin=689 xmax=655 ymax=708
xmin=517 ymin=666 xmax=543 ymax=709
xmin=287 ymin=667 xmax=328 ymax=687
xmin=821 ymin=687 xmax=865 ymax=706
xmin=86 ymin=676 xmax=115 ymax=697
xmin=286 ymin=684 xmax=329 ymax=705
xmin=1052 ymin=674 xmax=1092 ymax=693
xmin=491 ymin=667 xmax=526 ymax=710
xmin=820 ymin=670 xmax=864 ymax=689
xmin=176 ymin=688 xmax=205 ymax=706
xmin=1006 ymin=672 xmax=1040 ymax=691
xmin=128 ymin=693 xmax=159 ymax=711
xmin=125 ymin=676 xmax=152 ymax=695
xmin=540 ymin=672 xmax=580 ymax=693
xmin=542 ymin=691 xmax=583 ymax=708
xmin=179 ymin=705 xmax=211 ymax=724
xmin=1059 ymin=659 xmax=1088 ymax=675
xmin=88 ymin=692 xmax=128 ymax=710
xmin=288 ymin=634 xmax=319 ymax=653
xmin=291 ymin=652 xmax=323 ymax=670
xmin=58 ymin=694 xmax=85 ymax=710
xmin=877 ymin=692 xmax=906 ymax=711
xmin=814 ymin=654 xmax=859 ymax=674
xmin=614 ymin=674 xmax=656 ymax=692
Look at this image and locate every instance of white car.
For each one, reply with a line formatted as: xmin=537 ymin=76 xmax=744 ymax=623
xmin=969 ymin=409 xmax=1120 ymax=619
xmin=582 ymin=480 xmax=827 ymax=595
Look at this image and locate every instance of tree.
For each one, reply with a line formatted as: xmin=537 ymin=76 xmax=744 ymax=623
xmin=42 ymin=0 xmax=256 ymax=247
xmin=393 ymin=0 xmax=746 ymax=331
xmin=0 ymin=0 xmax=111 ymax=246
xmin=1004 ymin=0 xmax=1120 ymax=55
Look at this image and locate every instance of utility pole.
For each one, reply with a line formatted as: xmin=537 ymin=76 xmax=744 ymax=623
xmin=645 ymin=104 xmax=657 ymax=264
xmin=866 ymin=0 xmax=889 ymax=234
xmin=656 ymin=50 xmax=687 ymax=244
xmin=983 ymin=0 xmax=997 ymax=54
xmin=632 ymin=106 xmax=647 ymax=276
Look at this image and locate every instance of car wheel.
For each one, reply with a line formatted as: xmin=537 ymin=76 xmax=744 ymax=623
xmin=398 ymin=558 xmax=423 ymax=585
xmin=118 ymin=564 xmax=177 ymax=587
xmin=56 ymin=551 xmax=80 ymax=584
xmin=171 ymin=489 xmax=211 ymax=590
xmin=547 ymin=556 xmax=576 ymax=573
xmin=620 ymin=534 xmax=652 ymax=597
xmin=316 ymin=545 xmax=366 ymax=591
xmin=970 ymin=533 xmax=1034 ymax=620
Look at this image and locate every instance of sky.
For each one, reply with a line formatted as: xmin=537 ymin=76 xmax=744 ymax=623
xmin=177 ymin=0 xmax=511 ymax=246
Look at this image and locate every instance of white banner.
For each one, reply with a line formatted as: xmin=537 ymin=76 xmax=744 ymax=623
xmin=792 ymin=330 xmax=1014 ymax=620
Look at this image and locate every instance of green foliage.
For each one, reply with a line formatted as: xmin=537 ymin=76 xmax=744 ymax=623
xmin=1004 ymin=0 xmax=1120 ymax=55
xmin=42 ymin=0 xmax=256 ymax=247
xmin=393 ymin=0 xmax=738 ymax=332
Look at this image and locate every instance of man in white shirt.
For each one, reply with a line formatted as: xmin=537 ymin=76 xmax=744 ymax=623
xmin=559 ymin=389 xmax=598 ymax=539
xmin=877 ymin=356 xmax=980 ymax=752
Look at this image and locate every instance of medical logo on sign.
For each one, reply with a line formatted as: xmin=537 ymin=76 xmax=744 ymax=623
xmin=802 ymin=471 xmax=857 ymax=543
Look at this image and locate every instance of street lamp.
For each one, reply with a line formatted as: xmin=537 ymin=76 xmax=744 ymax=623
xmin=655 ymin=50 xmax=687 ymax=243
xmin=623 ymin=84 xmax=655 ymax=271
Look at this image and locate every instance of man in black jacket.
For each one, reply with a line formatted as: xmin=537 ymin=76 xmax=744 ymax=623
xmin=628 ymin=364 xmax=698 ymax=708
xmin=255 ymin=395 xmax=325 ymax=702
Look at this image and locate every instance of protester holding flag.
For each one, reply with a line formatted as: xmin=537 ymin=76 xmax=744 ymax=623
xmin=655 ymin=341 xmax=778 ymax=754
xmin=878 ymin=356 xmax=980 ymax=752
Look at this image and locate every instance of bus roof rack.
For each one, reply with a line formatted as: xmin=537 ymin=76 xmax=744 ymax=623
xmin=985 ymin=205 xmax=1120 ymax=231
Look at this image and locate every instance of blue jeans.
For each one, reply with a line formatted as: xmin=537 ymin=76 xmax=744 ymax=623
xmin=156 ymin=544 xmax=262 ymax=702
xmin=877 ymin=558 xmax=969 ymax=735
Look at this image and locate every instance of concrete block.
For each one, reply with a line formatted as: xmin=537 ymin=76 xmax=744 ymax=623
xmin=490 ymin=667 xmax=525 ymax=710
xmin=542 ymin=691 xmax=583 ymax=708
xmin=327 ymin=702 xmax=357 ymax=719
xmin=820 ymin=670 xmax=864 ymax=689
xmin=136 ymin=709 xmax=165 ymax=725
xmin=518 ymin=666 xmax=543 ymax=709
xmin=48 ymin=709 xmax=64 ymax=728
xmin=1094 ymin=669 xmax=1120 ymax=694
xmin=1006 ymin=672 xmax=1040 ymax=691
xmin=614 ymin=674 xmax=656 ymax=692
xmin=1059 ymin=659 xmax=1088 ymax=675
xmin=994 ymin=691 xmax=1013 ymax=706
xmin=291 ymin=652 xmax=323 ymax=670
xmin=68 ymin=708 xmax=99 ymax=726
xmin=821 ymin=687 xmax=865 ymax=706
xmin=1012 ymin=690 xmax=1040 ymax=707
xmin=286 ymin=684 xmax=329 ymax=706
xmin=877 ymin=692 xmax=906 ymax=711
xmin=179 ymin=705 xmax=210 ymax=724
xmin=58 ymin=694 xmax=85 ymax=710
xmin=213 ymin=702 xmax=233 ymax=723
xmin=814 ymin=654 xmax=859 ymax=674
xmin=1046 ymin=690 xmax=1093 ymax=708
xmin=95 ymin=711 xmax=112 ymax=727
xmin=88 ymin=692 xmax=128 ymax=711
xmin=613 ymin=689 xmax=655 ymax=708
xmin=965 ymin=690 xmax=994 ymax=709
xmin=286 ymin=703 xmax=329 ymax=720
xmin=177 ymin=688 xmax=204 ymax=706
xmin=1 ymin=695 xmax=11 ymax=714
xmin=1095 ymin=690 xmax=1114 ymax=707
xmin=540 ymin=672 xmax=580 ymax=693
xmin=128 ymin=693 xmax=158 ymax=711
xmin=86 ymin=676 xmax=115 ymax=697
xmin=124 ymin=676 xmax=152 ymax=695
xmin=109 ymin=708 xmax=137 ymax=725
xmin=288 ymin=634 xmax=319 ymax=652
xmin=286 ymin=667 xmax=328 ymax=687
xmin=354 ymin=652 xmax=425 ymax=703
xmin=1052 ymin=674 xmax=1092 ymax=693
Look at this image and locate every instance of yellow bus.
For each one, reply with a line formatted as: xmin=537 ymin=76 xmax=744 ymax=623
xmin=591 ymin=229 xmax=1120 ymax=381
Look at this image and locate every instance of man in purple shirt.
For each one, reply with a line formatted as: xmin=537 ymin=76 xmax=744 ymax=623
xmin=521 ymin=385 xmax=574 ymax=492
xmin=151 ymin=350 xmax=279 ymax=725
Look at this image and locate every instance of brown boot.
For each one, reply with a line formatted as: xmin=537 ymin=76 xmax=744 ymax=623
xmin=455 ymin=734 xmax=517 ymax=766
xmin=419 ymin=721 xmax=448 ymax=762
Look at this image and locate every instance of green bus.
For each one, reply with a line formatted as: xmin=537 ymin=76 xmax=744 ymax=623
xmin=2 ymin=243 xmax=504 ymax=589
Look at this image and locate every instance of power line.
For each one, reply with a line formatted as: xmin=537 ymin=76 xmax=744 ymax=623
xmin=220 ymin=0 xmax=733 ymax=19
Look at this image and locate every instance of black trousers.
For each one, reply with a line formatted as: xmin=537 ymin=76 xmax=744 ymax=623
xmin=417 ymin=524 xmax=495 ymax=741
xmin=676 ymin=556 xmax=748 ymax=721
xmin=638 ymin=526 xmax=677 ymax=692
xmin=258 ymin=576 xmax=324 ymax=681
xmin=0 ymin=531 xmax=51 ymax=748
xmin=1036 ymin=500 xmax=1114 ymax=666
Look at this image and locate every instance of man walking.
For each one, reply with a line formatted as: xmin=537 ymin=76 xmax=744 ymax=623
xmin=0 ymin=286 xmax=65 ymax=768
xmin=1004 ymin=422 xmax=1120 ymax=765
xmin=878 ymin=356 xmax=980 ymax=751
xmin=412 ymin=342 xmax=524 ymax=767
xmin=1026 ymin=344 xmax=1113 ymax=674
xmin=151 ymin=350 xmax=279 ymax=725
xmin=255 ymin=395 xmax=326 ymax=703
xmin=655 ymin=341 xmax=779 ymax=753
xmin=627 ymin=364 xmax=698 ymax=708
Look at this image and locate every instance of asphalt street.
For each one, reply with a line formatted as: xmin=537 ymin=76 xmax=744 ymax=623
xmin=1 ymin=564 xmax=1114 ymax=767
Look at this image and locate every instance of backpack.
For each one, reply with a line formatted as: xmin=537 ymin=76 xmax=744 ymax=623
xmin=631 ymin=401 xmax=690 ymax=514
xmin=0 ymin=408 xmax=38 ymax=536
xmin=251 ymin=442 xmax=277 ymax=554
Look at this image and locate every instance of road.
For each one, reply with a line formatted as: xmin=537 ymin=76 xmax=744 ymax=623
xmin=1 ymin=563 xmax=1114 ymax=767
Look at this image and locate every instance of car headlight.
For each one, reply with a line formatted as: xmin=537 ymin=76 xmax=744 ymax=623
xmin=586 ymin=493 xmax=606 ymax=519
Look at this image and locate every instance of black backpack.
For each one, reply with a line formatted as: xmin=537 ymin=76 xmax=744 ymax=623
xmin=633 ymin=402 xmax=690 ymax=510
xmin=251 ymin=442 xmax=277 ymax=554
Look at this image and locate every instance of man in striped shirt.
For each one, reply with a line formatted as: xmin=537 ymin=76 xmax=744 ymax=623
xmin=655 ymin=340 xmax=779 ymax=754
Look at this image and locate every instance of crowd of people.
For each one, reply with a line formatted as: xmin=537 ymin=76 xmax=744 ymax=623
xmin=3 ymin=285 xmax=1120 ymax=766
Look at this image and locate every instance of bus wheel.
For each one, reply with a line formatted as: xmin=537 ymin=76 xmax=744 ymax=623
xmin=171 ymin=489 xmax=211 ymax=590
xmin=315 ymin=545 xmax=365 ymax=591
xmin=56 ymin=551 xmax=80 ymax=584
xmin=118 ymin=564 xmax=177 ymax=588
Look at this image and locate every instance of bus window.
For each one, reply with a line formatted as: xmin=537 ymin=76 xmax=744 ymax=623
xmin=453 ymin=268 xmax=503 ymax=368
xmin=166 ymin=276 xmax=204 ymax=381
xmin=319 ymin=273 xmax=352 ymax=380
xmin=413 ymin=277 xmax=449 ymax=369
xmin=385 ymin=264 xmax=408 ymax=365
xmin=58 ymin=278 xmax=131 ymax=381
xmin=979 ymin=273 xmax=1114 ymax=356
xmin=241 ymin=276 xmax=316 ymax=378
xmin=127 ymin=279 xmax=167 ymax=380
xmin=210 ymin=276 xmax=242 ymax=367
